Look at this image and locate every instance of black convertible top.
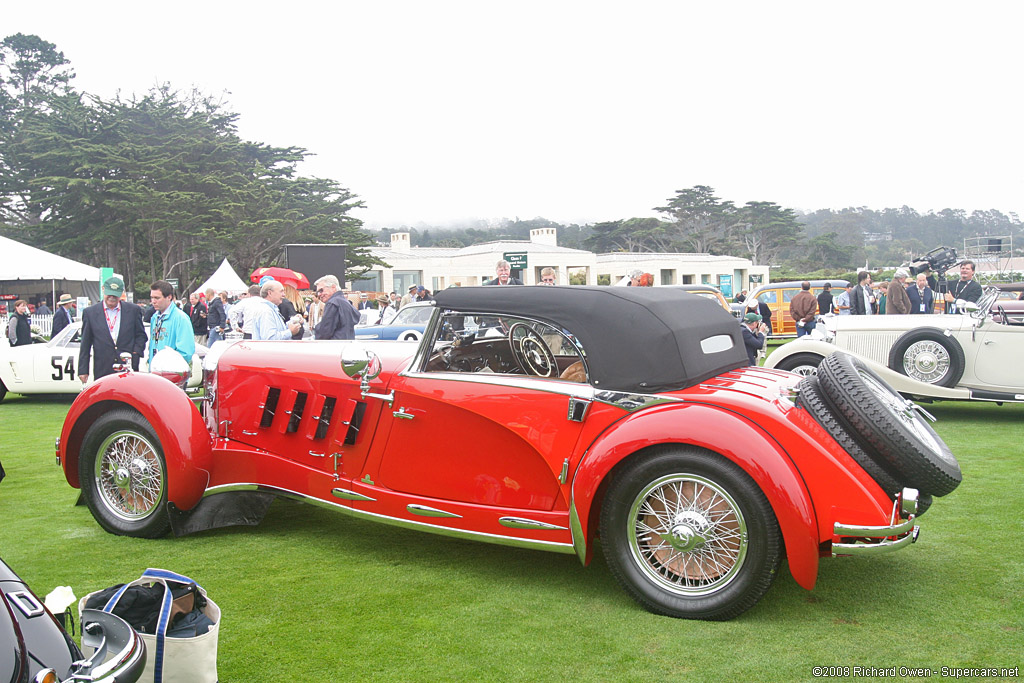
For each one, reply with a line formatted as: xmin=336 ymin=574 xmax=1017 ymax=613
xmin=432 ymin=286 xmax=748 ymax=393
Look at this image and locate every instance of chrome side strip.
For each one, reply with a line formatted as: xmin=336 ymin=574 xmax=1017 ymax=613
xmin=332 ymin=488 xmax=376 ymax=502
xmin=201 ymin=483 xmax=575 ymax=555
xmin=408 ymin=504 xmax=461 ymax=518
xmin=498 ymin=517 xmax=568 ymax=531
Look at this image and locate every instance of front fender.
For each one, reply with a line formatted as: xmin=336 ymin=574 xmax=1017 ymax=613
xmin=570 ymin=402 xmax=820 ymax=590
xmin=59 ymin=372 xmax=213 ymax=511
xmin=762 ymin=338 xmax=835 ymax=369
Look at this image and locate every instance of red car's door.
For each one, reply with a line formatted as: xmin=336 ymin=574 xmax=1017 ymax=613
xmin=369 ymin=372 xmax=591 ymax=511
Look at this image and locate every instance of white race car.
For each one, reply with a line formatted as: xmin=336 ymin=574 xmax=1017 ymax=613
xmin=764 ymin=286 xmax=1024 ymax=403
xmin=0 ymin=321 xmax=205 ymax=402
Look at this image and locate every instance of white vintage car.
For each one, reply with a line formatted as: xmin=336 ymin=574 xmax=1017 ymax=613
xmin=0 ymin=321 xmax=205 ymax=402
xmin=764 ymin=286 xmax=1024 ymax=403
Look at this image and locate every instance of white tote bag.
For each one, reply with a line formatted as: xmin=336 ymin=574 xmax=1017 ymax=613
xmin=80 ymin=568 xmax=220 ymax=683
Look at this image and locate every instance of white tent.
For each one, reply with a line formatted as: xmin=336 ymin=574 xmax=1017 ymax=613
xmin=0 ymin=234 xmax=103 ymax=303
xmin=196 ymin=258 xmax=249 ymax=296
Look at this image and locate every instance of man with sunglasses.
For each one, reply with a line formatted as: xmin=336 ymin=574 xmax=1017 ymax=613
xmin=313 ymin=274 xmax=360 ymax=340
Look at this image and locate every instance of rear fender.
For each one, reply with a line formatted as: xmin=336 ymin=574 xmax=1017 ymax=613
xmin=60 ymin=372 xmax=212 ymax=511
xmin=570 ymin=402 xmax=820 ymax=590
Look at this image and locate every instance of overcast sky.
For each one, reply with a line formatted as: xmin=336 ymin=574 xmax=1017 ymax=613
xmin=7 ymin=2 xmax=1024 ymax=229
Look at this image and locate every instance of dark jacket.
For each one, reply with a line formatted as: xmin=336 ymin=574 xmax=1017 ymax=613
xmin=483 ymin=277 xmax=524 ymax=286
xmin=850 ymin=284 xmax=877 ymax=315
xmin=8 ymin=311 xmax=32 ymax=346
xmin=907 ymin=285 xmax=935 ymax=314
xmin=189 ymin=301 xmax=207 ymax=334
xmin=51 ymin=305 xmax=74 ymax=338
xmin=315 ymin=291 xmax=360 ymax=340
xmin=78 ymin=302 xmax=147 ymax=379
xmin=741 ymin=324 xmax=765 ymax=366
xmin=207 ymin=297 xmax=227 ymax=332
xmin=816 ymin=291 xmax=834 ymax=315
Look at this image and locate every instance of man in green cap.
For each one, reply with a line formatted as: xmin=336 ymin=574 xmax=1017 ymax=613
xmin=741 ymin=311 xmax=768 ymax=366
xmin=78 ymin=276 xmax=147 ymax=382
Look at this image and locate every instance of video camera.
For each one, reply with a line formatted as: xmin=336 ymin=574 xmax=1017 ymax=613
xmin=906 ymin=246 xmax=959 ymax=277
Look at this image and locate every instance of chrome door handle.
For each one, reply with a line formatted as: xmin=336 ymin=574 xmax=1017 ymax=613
xmin=393 ymin=407 xmax=415 ymax=420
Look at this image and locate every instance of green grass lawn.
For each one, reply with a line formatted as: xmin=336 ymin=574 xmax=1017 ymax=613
xmin=1 ymin=394 xmax=1021 ymax=681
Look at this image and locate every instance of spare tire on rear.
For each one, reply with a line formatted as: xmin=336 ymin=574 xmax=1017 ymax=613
xmin=816 ymin=352 xmax=962 ymax=497
xmin=796 ymin=375 xmax=904 ymax=497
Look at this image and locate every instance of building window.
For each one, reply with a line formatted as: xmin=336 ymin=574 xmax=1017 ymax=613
xmin=660 ymin=269 xmax=675 ymax=286
xmin=349 ymin=271 xmax=381 ymax=292
xmin=393 ymin=271 xmax=421 ymax=293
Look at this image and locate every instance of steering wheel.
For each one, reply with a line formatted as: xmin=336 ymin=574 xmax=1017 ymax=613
xmin=508 ymin=323 xmax=556 ymax=377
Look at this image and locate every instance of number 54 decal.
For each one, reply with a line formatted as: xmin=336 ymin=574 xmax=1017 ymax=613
xmin=51 ymin=356 xmax=75 ymax=380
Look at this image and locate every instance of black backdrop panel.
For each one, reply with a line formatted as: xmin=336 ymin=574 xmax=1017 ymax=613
xmin=285 ymin=244 xmax=347 ymax=289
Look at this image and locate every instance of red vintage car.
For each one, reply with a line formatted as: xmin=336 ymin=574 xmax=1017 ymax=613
xmin=56 ymin=287 xmax=961 ymax=620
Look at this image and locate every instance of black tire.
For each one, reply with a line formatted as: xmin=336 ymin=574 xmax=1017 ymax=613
xmin=887 ymin=328 xmax=965 ymax=388
xmin=774 ymin=352 xmax=824 ymax=377
xmin=600 ymin=446 xmax=781 ymax=621
xmin=817 ymin=353 xmax=961 ymax=497
xmin=0 ymin=378 xmax=6 ymax=403
xmin=80 ymin=408 xmax=171 ymax=538
xmin=796 ymin=375 xmax=904 ymax=497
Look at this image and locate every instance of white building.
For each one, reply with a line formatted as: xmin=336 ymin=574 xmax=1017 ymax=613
xmin=352 ymin=229 xmax=769 ymax=298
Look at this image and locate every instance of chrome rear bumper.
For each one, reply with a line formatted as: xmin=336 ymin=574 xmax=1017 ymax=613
xmin=832 ymin=488 xmax=921 ymax=557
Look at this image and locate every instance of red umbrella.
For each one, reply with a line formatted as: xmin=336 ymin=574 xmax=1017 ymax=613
xmin=250 ymin=267 xmax=311 ymax=290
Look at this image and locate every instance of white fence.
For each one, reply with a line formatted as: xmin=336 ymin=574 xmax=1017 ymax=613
xmin=1 ymin=313 xmax=55 ymax=339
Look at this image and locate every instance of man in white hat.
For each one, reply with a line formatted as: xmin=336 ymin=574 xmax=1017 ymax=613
xmin=51 ymin=293 xmax=76 ymax=338
xmin=886 ymin=269 xmax=912 ymax=315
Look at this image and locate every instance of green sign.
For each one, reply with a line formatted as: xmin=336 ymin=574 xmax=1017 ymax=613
xmin=503 ymin=252 xmax=527 ymax=269
xmin=166 ymin=278 xmax=180 ymax=293
xmin=749 ymin=274 xmax=763 ymax=284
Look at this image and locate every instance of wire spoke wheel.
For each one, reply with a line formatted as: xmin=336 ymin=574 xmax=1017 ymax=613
xmin=81 ymin=409 xmax=171 ymax=538
xmin=95 ymin=430 xmax=165 ymax=521
xmin=629 ymin=474 xmax=747 ymax=595
xmin=600 ymin=447 xmax=780 ymax=620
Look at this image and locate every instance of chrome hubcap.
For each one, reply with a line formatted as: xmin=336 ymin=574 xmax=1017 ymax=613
xmin=629 ymin=474 xmax=747 ymax=595
xmin=903 ymin=341 xmax=949 ymax=383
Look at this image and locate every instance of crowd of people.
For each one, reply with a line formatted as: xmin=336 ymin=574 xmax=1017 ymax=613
xmin=8 ymin=258 xmax=1011 ymax=379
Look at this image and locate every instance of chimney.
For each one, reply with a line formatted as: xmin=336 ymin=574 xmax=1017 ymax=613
xmin=390 ymin=232 xmax=411 ymax=252
xmin=530 ymin=228 xmax=557 ymax=246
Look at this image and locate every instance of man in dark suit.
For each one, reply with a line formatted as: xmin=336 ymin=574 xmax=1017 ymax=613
xmin=78 ymin=276 xmax=147 ymax=383
xmin=849 ymin=271 xmax=877 ymax=315
xmin=907 ymin=272 xmax=935 ymax=314
xmin=483 ymin=259 xmax=524 ymax=285
xmin=51 ymin=294 xmax=76 ymax=338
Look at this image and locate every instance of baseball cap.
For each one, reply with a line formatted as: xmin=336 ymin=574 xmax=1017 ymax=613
xmin=102 ymin=276 xmax=125 ymax=298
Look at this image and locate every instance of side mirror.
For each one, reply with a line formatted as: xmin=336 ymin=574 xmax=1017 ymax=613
xmin=340 ymin=345 xmax=392 ymax=405
xmin=341 ymin=345 xmax=381 ymax=382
